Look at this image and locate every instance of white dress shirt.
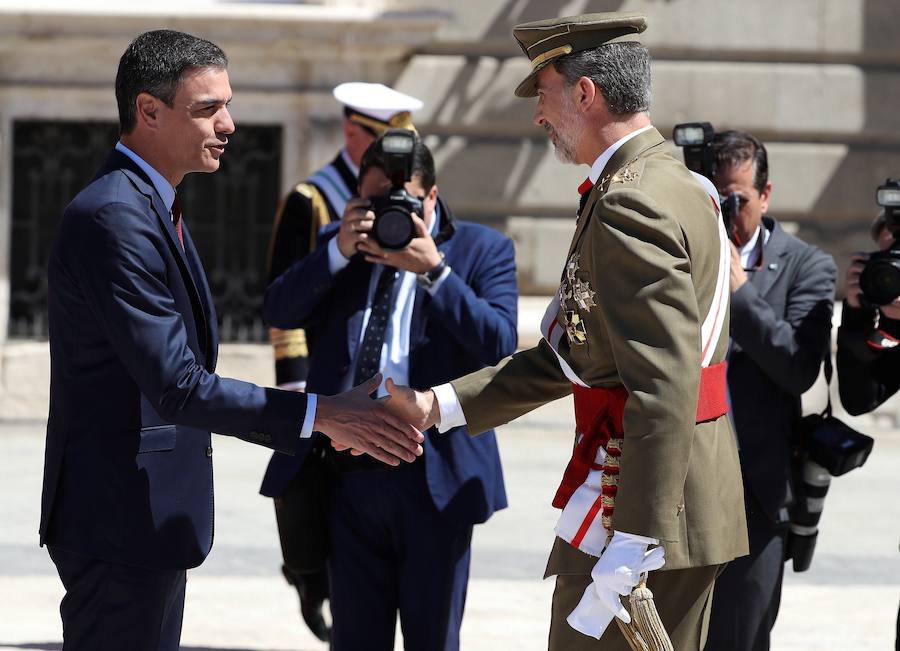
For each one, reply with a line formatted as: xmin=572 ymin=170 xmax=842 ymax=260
xmin=326 ymin=203 xmax=449 ymax=397
xmin=434 ymin=125 xmax=654 ymax=432
xmin=739 ymin=224 xmax=770 ymax=270
xmin=116 ymin=141 xmax=317 ymax=439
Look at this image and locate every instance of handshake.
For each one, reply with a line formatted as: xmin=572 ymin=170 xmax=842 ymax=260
xmin=311 ymin=374 xmax=443 ymax=465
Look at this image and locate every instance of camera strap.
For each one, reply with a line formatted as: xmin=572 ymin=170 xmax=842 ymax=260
xmin=820 ymin=353 xmax=834 ymax=419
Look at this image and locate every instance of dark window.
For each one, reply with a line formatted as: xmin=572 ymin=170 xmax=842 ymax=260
xmin=9 ymin=120 xmax=282 ymax=342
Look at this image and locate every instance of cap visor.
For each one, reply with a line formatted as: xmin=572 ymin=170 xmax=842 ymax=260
xmin=515 ymin=72 xmax=539 ymax=98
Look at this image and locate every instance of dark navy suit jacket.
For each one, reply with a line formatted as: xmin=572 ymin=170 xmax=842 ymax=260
xmin=260 ymin=199 xmax=516 ymax=526
xmin=41 ymin=150 xmax=311 ymax=571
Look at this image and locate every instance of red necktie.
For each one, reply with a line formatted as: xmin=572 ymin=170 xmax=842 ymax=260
xmin=171 ymin=196 xmax=185 ymax=250
xmin=578 ymin=177 xmax=594 ymax=196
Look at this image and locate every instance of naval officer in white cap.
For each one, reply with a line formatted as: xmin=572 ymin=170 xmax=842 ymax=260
xmin=259 ymin=81 xmax=422 ymax=642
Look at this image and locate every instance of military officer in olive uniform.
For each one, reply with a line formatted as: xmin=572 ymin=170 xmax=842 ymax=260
xmin=261 ymin=82 xmax=422 ymax=640
xmin=384 ymin=13 xmax=749 ymax=650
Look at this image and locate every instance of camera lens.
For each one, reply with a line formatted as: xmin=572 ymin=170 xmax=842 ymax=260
xmin=373 ymin=207 xmax=415 ymax=250
xmin=860 ymin=254 xmax=900 ymax=305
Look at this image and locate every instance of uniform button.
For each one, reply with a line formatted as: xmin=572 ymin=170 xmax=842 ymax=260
xmin=206 ymin=446 xmax=213 ymax=458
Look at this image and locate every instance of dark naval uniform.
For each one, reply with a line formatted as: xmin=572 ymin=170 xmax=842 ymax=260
xmin=267 ymin=151 xmax=357 ymax=388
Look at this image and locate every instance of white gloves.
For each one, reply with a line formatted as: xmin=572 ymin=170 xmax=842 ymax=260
xmin=566 ymin=530 xmax=666 ymax=639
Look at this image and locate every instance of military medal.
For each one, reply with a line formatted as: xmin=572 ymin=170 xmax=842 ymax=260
xmin=571 ymin=279 xmax=596 ymax=311
xmin=557 ymin=252 xmax=596 ymax=346
xmin=565 ymin=311 xmax=587 ymax=345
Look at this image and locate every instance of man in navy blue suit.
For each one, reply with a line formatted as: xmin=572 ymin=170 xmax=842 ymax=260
xmin=262 ymin=134 xmax=518 ymax=651
xmin=41 ymin=29 xmax=423 ymax=651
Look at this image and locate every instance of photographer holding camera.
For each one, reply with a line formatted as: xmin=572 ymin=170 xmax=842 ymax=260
xmin=839 ymin=192 xmax=900 ymax=415
xmin=837 ymin=185 xmax=900 ymax=651
xmin=704 ymin=130 xmax=837 ymax=651
xmin=262 ymin=131 xmax=518 ymax=651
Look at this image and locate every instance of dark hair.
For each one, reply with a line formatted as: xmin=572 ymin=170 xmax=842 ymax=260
xmin=553 ymin=42 xmax=652 ymax=115
xmin=115 ymin=29 xmax=228 ymax=135
xmin=710 ymin=130 xmax=769 ymax=193
xmin=359 ymin=136 xmax=436 ymax=193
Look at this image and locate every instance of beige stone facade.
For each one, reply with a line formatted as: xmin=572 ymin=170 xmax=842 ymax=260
xmin=2 ymin=0 xmax=899 ymax=420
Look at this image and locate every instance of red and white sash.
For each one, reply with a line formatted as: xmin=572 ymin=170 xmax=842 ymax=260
xmin=547 ymin=175 xmax=730 ymax=556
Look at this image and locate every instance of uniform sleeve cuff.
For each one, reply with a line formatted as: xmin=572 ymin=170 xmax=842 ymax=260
xmin=299 ymin=393 xmax=317 ymax=439
xmin=327 ymin=237 xmax=351 ymax=275
xmin=433 ymin=383 xmax=466 ymax=433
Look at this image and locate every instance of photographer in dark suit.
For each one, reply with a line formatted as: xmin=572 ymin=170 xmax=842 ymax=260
xmin=262 ymin=133 xmax=517 ymax=651
xmin=704 ymin=131 xmax=837 ymax=651
xmin=837 ymin=209 xmax=900 ymax=651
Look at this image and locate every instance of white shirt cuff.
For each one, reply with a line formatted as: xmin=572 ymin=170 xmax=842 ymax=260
xmin=433 ymin=382 xmax=466 ymax=433
xmin=278 ymin=380 xmax=306 ymax=392
xmin=327 ymin=236 xmax=351 ymax=275
xmin=425 ymin=265 xmax=452 ymax=296
xmin=299 ymin=393 xmax=317 ymax=439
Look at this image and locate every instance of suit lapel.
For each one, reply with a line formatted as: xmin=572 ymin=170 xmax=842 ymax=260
xmin=118 ymin=160 xmax=211 ymax=365
xmin=566 ymin=127 xmax=666 ymax=261
xmin=749 ymin=219 xmax=788 ymax=300
xmin=180 ymin=224 xmax=217 ymax=371
xmin=345 ymin=257 xmax=373 ymax=362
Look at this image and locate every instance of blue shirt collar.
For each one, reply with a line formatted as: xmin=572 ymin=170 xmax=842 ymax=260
xmin=115 ymin=141 xmax=177 ymax=213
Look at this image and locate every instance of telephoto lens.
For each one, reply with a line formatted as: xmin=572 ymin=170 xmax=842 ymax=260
xmin=786 ymin=460 xmax=831 ymax=572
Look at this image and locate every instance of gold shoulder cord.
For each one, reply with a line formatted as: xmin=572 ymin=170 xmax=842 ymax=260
xmin=294 ymin=182 xmax=332 ymax=253
xmin=266 ymin=182 xmax=331 ymax=366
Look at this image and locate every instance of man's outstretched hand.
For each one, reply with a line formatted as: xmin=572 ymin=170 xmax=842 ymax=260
xmin=383 ymin=378 xmax=441 ymax=432
xmin=314 ymin=374 xmax=424 ymax=465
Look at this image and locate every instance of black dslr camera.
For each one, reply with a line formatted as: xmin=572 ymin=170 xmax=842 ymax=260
xmin=859 ymin=179 xmax=900 ymax=307
xmin=672 ymin=122 xmax=739 ymax=238
xmin=368 ymin=129 xmax=424 ymax=251
xmin=786 ymin=409 xmax=874 ymax=572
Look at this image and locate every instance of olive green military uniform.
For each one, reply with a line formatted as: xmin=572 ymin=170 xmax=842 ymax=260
xmin=443 ymin=13 xmax=749 ymax=647
xmin=454 ymin=126 xmax=748 ymax=650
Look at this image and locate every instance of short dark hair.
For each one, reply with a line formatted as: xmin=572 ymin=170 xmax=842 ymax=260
xmin=359 ymin=136 xmax=436 ymax=193
xmin=115 ymin=29 xmax=228 ymax=135
xmin=710 ymin=130 xmax=769 ymax=193
xmin=553 ymin=42 xmax=652 ymax=115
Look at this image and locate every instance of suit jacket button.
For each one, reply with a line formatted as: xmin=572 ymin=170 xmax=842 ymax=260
xmin=206 ymin=446 xmax=213 ymax=458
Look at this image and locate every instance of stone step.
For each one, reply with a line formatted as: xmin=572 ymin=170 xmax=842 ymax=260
xmin=421 ymin=136 xmax=899 ymax=221
xmin=396 ymin=55 xmax=900 ymax=135
xmin=385 ymin=0 xmax=880 ymax=54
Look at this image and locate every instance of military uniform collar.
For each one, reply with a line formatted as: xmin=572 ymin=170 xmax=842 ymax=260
xmin=588 ymin=124 xmax=653 ymax=185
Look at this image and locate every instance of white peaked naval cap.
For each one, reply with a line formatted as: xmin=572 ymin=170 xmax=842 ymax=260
xmin=333 ymin=82 xmax=423 ymax=133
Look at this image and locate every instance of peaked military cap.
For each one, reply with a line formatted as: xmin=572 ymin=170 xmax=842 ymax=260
xmin=333 ymin=82 xmax=423 ymax=134
xmin=512 ymin=12 xmax=647 ymax=98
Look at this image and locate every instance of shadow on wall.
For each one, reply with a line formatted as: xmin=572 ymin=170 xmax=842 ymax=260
xmin=803 ymin=0 xmax=900 ymax=296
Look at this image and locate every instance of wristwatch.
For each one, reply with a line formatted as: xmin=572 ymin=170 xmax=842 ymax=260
xmin=417 ymin=253 xmax=448 ymax=290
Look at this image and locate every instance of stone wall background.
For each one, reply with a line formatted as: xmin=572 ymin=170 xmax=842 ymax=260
xmin=2 ymin=0 xmax=900 ymax=421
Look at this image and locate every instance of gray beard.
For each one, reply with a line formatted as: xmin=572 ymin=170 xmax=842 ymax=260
xmin=551 ymin=99 xmax=583 ymax=164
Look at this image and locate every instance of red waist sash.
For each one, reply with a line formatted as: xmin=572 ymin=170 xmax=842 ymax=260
xmin=552 ymin=361 xmax=729 ymax=510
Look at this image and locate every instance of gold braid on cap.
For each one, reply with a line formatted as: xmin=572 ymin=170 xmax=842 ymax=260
xmin=349 ymin=111 xmax=417 ymax=135
xmin=531 ymin=44 xmax=573 ymax=70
